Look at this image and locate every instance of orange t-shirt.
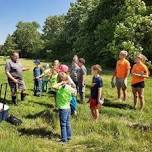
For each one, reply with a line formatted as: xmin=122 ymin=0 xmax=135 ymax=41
xmin=115 ymin=59 xmax=131 ymax=79
xmin=131 ymin=63 xmax=149 ymax=85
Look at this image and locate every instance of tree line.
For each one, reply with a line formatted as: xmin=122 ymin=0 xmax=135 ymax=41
xmin=1 ymin=0 xmax=152 ymax=68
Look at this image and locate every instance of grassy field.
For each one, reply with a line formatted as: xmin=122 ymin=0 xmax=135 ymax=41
xmin=0 ymin=56 xmax=152 ymax=152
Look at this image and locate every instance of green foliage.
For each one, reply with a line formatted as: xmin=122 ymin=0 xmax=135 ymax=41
xmin=13 ymin=21 xmax=44 ymax=57
xmin=2 ymin=34 xmax=17 ymax=55
xmin=2 ymin=0 xmax=152 ymax=65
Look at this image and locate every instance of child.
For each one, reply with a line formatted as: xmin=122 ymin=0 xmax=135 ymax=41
xmin=33 ymin=59 xmax=43 ymax=96
xmin=42 ymin=64 xmax=50 ymax=92
xmin=53 ymin=72 xmax=77 ymax=143
xmin=49 ymin=67 xmax=58 ymax=97
xmin=112 ymin=50 xmax=131 ymax=101
xmin=59 ymin=64 xmax=78 ymax=115
xmin=88 ymin=64 xmax=103 ymax=121
xmin=77 ymin=58 xmax=87 ymax=103
xmin=131 ymin=53 xmax=149 ymax=110
xmin=53 ymin=60 xmax=60 ymax=73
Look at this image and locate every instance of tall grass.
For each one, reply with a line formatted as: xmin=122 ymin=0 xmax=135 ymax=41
xmin=0 ymin=57 xmax=152 ymax=152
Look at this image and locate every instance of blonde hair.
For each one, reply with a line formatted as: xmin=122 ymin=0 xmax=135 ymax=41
xmin=136 ymin=53 xmax=148 ymax=63
xmin=91 ymin=64 xmax=102 ymax=74
xmin=57 ymin=72 xmax=68 ymax=83
xmin=120 ymin=50 xmax=128 ymax=57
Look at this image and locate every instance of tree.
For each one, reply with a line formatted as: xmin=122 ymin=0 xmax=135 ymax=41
xmin=2 ymin=34 xmax=17 ymax=55
xmin=13 ymin=21 xmax=43 ymax=57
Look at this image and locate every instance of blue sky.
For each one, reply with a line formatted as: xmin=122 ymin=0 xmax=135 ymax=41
xmin=0 ymin=0 xmax=75 ymax=44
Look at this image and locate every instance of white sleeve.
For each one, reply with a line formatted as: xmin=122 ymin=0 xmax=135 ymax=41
xmin=68 ymin=76 xmax=76 ymax=88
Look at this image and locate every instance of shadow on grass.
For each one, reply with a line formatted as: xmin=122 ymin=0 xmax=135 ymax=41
xmin=33 ymin=101 xmax=55 ymax=108
xmin=103 ymin=99 xmax=134 ymax=110
xmin=128 ymin=123 xmax=152 ymax=132
xmin=18 ymin=127 xmax=60 ymax=139
xmin=25 ymin=110 xmax=54 ymax=120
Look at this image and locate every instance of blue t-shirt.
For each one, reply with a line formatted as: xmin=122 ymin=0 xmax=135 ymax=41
xmin=91 ymin=76 xmax=103 ymax=99
xmin=33 ymin=67 xmax=43 ymax=78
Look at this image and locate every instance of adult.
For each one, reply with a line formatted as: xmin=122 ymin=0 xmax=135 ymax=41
xmin=112 ymin=50 xmax=131 ymax=101
xmin=5 ymin=51 xmax=29 ymax=105
xmin=77 ymin=58 xmax=87 ymax=103
xmin=70 ymin=56 xmax=80 ymax=91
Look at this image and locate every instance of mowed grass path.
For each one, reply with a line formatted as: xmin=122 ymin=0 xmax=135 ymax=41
xmin=0 ymin=56 xmax=152 ymax=152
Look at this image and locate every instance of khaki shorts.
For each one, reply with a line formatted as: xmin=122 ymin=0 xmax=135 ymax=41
xmin=8 ymin=79 xmax=26 ymax=95
xmin=116 ymin=78 xmax=127 ymax=90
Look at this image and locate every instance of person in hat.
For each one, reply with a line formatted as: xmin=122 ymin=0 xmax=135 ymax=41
xmin=33 ymin=59 xmax=43 ymax=96
xmin=131 ymin=53 xmax=149 ymax=110
xmin=5 ymin=51 xmax=29 ymax=105
xmin=52 ymin=72 xmax=77 ymax=143
xmin=59 ymin=64 xmax=78 ymax=115
xmin=111 ymin=50 xmax=131 ymax=101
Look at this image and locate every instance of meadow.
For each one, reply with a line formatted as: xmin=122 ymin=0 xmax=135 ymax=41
xmin=0 ymin=56 xmax=152 ymax=152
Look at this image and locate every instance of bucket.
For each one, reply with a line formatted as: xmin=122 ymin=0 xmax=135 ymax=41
xmin=0 ymin=103 xmax=9 ymax=121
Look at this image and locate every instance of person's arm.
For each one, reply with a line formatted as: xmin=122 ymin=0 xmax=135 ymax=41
xmin=52 ymin=81 xmax=66 ymax=89
xmin=68 ymin=76 xmax=76 ymax=88
xmin=112 ymin=68 xmax=116 ymax=80
xmin=97 ymin=88 xmax=102 ymax=103
xmin=82 ymin=67 xmax=87 ymax=86
xmin=5 ymin=71 xmax=18 ymax=83
xmin=22 ymin=67 xmax=30 ymax=71
xmin=124 ymin=62 xmax=131 ymax=78
xmin=132 ymin=72 xmax=149 ymax=78
xmin=132 ymin=65 xmax=149 ymax=78
xmin=5 ymin=62 xmax=18 ymax=83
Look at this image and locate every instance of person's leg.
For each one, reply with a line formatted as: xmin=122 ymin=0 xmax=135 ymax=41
xmin=9 ymin=81 xmax=17 ymax=104
xmin=79 ymin=84 xmax=85 ymax=103
xmin=45 ymin=81 xmax=48 ymax=92
xmin=66 ymin=109 xmax=72 ymax=140
xmin=122 ymin=79 xmax=127 ymax=101
xmin=122 ymin=88 xmax=127 ymax=101
xmin=34 ymin=79 xmax=38 ymax=95
xmin=138 ymin=88 xmax=144 ymax=110
xmin=117 ymin=87 xmax=121 ymax=100
xmin=91 ymin=109 xmax=96 ymax=119
xmin=132 ymin=87 xmax=138 ymax=109
xmin=95 ymin=108 xmax=100 ymax=121
xmin=37 ymin=79 xmax=42 ymax=96
xmin=59 ymin=109 xmax=68 ymax=142
xmin=18 ymin=80 xmax=27 ymax=101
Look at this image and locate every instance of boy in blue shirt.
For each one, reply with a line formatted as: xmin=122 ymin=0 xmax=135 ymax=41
xmin=33 ymin=59 xmax=43 ymax=96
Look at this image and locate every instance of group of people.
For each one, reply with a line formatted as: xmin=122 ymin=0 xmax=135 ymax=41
xmin=4 ymin=50 xmax=150 ymax=144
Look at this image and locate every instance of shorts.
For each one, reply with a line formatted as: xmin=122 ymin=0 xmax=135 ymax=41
xmin=89 ymin=98 xmax=100 ymax=109
xmin=8 ymin=79 xmax=26 ymax=94
xmin=116 ymin=78 xmax=127 ymax=90
xmin=132 ymin=81 xmax=145 ymax=89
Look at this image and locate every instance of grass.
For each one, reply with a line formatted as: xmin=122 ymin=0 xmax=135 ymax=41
xmin=0 ymin=56 xmax=152 ymax=152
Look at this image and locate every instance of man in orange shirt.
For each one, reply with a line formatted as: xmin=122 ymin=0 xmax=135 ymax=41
xmin=112 ymin=50 xmax=131 ymax=101
xmin=131 ymin=54 xmax=149 ymax=110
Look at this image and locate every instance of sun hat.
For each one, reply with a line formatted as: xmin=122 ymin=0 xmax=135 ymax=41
xmin=58 ymin=64 xmax=69 ymax=73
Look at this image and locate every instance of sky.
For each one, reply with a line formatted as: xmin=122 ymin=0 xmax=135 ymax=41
xmin=0 ymin=0 xmax=75 ymax=45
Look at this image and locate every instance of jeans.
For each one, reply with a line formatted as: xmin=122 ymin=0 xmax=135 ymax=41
xmin=42 ymin=80 xmax=48 ymax=92
xmin=34 ymin=79 xmax=42 ymax=95
xmin=59 ymin=109 xmax=71 ymax=142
